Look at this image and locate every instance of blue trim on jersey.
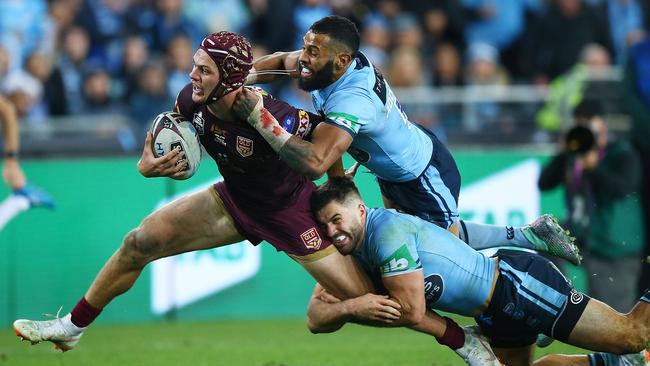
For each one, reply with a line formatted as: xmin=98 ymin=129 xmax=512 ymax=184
xmin=421 ymin=165 xmax=455 ymax=227
xmin=322 ymin=118 xmax=356 ymax=138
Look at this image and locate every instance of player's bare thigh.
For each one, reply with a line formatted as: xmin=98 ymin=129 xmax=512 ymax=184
xmin=294 ymin=249 xmax=375 ymax=299
xmin=565 ymin=298 xmax=649 ymax=354
xmin=137 ymin=186 xmax=245 ymax=259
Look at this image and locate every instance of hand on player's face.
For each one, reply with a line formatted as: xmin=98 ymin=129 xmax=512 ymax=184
xmin=232 ymin=88 xmax=261 ymax=122
xmin=2 ymin=159 xmax=26 ymax=190
xmin=137 ymin=132 xmax=188 ymax=178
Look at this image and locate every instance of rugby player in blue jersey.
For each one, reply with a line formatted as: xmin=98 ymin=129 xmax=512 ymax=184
xmin=234 ymin=15 xmax=580 ymax=265
xmin=307 ymin=177 xmax=650 ymax=366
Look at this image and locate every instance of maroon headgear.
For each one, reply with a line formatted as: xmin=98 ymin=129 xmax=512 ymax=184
xmin=199 ymin=31 xmax=253 ymax=102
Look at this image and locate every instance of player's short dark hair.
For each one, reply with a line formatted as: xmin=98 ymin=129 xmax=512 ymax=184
xmin=309 ymin=15 xmax=360 ymax=55
xmin=311 ymin=177 xmax=362 ymax=213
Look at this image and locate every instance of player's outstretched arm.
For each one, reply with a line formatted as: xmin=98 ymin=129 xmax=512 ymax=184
xmin=306 ymin=284 xmax=405 ymax=333
xmin=233 ymin=89 xmax=352 ymax=180
xmin=246 ymin=51 xmax=301 ymax=85
xmin=0 ymin=96 xmax=25 ymax=190
xmin=137 ymin=132 xmax=187 ymax=179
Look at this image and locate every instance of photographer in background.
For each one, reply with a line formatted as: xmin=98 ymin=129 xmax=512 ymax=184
xmin=538 ymin=100 xmax=644 ymax=312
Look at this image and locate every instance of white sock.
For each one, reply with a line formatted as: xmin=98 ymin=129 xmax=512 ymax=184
xmin=0 ymin=194 xmax=30 ymax=231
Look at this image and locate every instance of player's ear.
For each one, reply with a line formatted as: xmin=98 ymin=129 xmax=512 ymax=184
xmin=357 ymin=202 xmax=366 ymax=217
xmin=336 ymin=53 xmax=351 ymax=70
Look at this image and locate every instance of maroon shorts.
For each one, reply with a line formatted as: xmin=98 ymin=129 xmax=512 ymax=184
xmin=213 ymin=181 xmax=335 ymax=260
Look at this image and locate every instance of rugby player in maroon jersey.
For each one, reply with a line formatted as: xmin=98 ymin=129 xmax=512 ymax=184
xmin=12 ymin=32 xmax=501 ymax=365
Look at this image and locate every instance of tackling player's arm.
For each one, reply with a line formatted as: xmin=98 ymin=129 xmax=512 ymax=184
xmin=0 ymin=95 xmax=25 ymax=189
xmin=246 ymin=51 xmax=301 ymax=85
xmin=233 ymin=88 xmax=352 ymax=180
xmin=306 ymin=270 xmax=425 ymax=333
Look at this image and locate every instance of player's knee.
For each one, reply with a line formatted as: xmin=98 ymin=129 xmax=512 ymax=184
xmin=120 ymin=226 xmax=160 ymax=266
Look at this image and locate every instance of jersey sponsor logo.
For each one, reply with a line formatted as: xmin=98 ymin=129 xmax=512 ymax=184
xmin=327 ymin=112 xmax=360 ymax=134
xmin=300 ymin=228 xmax=322 ymax=250
xmin=193 ymin=111 xmax=205 ymax=135
xmin=424 ymin=274 xmax=444 ymax=306
xmin=211 ymin=124 xmax=227 ymax=146
xmin=236 ymin=136 xmax=253 ymax=157
xmin=569 ymin=289 xmax=584 ymax=305
xmin=296 ymin=110 xmax=310 ymax=138
xmin=380 ymin=244 xmax=419 ymax=274
xmin=282 ymin=115 xmax=295 ymax=132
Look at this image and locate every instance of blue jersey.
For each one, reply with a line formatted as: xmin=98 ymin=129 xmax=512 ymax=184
xmin=354 ymin=208 xmax=497 ymax=316
xmin=311 ymin=52 xmax=433 ymax=182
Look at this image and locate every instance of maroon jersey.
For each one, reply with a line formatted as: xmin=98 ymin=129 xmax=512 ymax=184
xmin=174 ymin=84 xmax=321 ymax=210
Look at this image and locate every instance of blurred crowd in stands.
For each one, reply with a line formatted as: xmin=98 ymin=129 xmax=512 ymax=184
xmin=0 ymin=0 xmax=648 ymax=140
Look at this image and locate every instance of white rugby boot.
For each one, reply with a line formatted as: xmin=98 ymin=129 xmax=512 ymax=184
xmin=13 ymin=313 xmax=84 ymax=352
xmin=454 ymin=325 xmax=504 ymax=366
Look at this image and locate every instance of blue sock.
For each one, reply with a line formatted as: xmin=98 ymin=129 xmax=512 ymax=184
xmin=641 ymin=290 xmax=650 ymax=304
xmin=458 ymin=220 xmax=532 ymax=250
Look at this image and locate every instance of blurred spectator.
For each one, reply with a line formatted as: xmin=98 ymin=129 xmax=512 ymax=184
xmin=432 ymin=43 xmax=465 ymax=87
xmin=129 ymin=61 xmax=174 ymax=135
xmin=248 ymin=0 xmax=295 ymax=52
xmin=80 ymin=67 xmax=122 ymax=115
xmin=387 ymin=46 xmax=425 ymax=88
xmin=0 ymin=46 xmax=10 ymax=88
xmin=292 ymin=0 xmax=332 ymax=49
xmin=463 ymin=42 xmax=509 ymax=132
xmin=461 ymin=0 xmax=543 ymax=51
xmin=3 ymin=71 xmax=46 ymax=122
xmin=622 ymin=37 xmax=650 ymax=294
xmin=392 ymin=13 xmax=423 ymax=49
xmin=359 ymin=15 xmax=391 ymax=70
xmin=118 ymin=35 xmax=149 ymax=101
xmin=74 ymin=0 xmax=130 ymax=73
xmin=598 ymin=0 xmax=646 ymax=66
xmin=149 ymin=0 xmax=205 ymax=54
xmin=57 ymin=25 xmax=93 ymax=115
xmin=531 ymin=0 xmax=612 ymax=83
xmin=0 ymin=0 xmax=48 ymax=72
xmin=422 ymin=2 xmax=466 ymax=50
xmin=184 ymin=0 xmax=250 ymax=34
xmin=25 ymin=52 xmax=66 ymax=117
xmin=538 ymin=101 xmax=644 ymax=312
xmin=537 ymin=43 xmax=612 ymax=132
xmin=166 ymin=34 xmax=193 ymax=99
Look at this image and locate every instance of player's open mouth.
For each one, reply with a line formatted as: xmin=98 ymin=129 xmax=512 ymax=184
xmin=300 ymin=66 xmax=313 ymax=78
xmin=333 ymin=233 xmax=348 ymax=245
xmin=192 ymin=84 xmax=203 ymax=95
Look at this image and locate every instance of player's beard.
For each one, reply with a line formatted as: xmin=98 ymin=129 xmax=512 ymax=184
xmin=340 ymin=217 xmax=365 ymax=255
xmin=298 ymin=60 xmax=335 ymax=91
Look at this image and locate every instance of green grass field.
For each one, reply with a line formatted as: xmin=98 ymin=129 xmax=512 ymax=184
xmin=0 ymin=317 xmax=586 ymax=366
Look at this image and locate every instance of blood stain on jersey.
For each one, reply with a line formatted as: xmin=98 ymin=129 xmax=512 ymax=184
xmin=236 ymin=136 xmax=253 ymax=157
xmin=300 ymin=228 xmax=322 ymax=250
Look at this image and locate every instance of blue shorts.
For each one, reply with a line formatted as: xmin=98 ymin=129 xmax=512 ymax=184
xmin=377 ymin=127 xmax=460 ymax=229
xmin=475 ymin=250 xmax=590 ymax=348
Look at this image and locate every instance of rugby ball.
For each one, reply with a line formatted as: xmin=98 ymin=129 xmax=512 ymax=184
xmin=150 ymin=111 xmax=202 ymax=180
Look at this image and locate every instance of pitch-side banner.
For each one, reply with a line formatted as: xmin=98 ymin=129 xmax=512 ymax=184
xmin=150 ymin=181 xmax=261 ymax=315
xmin=459 ymin=159 xmax=541 ymax=227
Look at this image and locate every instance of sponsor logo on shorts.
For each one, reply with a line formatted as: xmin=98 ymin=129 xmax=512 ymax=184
xmin=570 ymin=289 xmax=584 ymax=305
xmin=506 ymin=226 xmax=515 ymax=240
xmin=347 ymin=146 xmax=370 ymax=163
xmin=236 ymin=136 xmax=253 ymax=157
xmin=424 ymin=274 xmax=444 ymax=306
xmin=193 ymin=111 xmax=205 ymax=135
xmin=300 ymin=228 xmax=322 ymax=250
xmin=296 ymin=110 xmax=310 ymax=138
